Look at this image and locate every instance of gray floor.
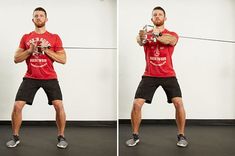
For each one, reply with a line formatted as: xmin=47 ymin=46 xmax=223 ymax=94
xmin=119 ymin=124 xmax=235 ymax=156
xmin=0 ymin=125 xmax=116 ymax=156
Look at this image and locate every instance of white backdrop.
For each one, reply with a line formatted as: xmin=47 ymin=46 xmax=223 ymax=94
xmin=0 ymin=0 xmax=117 ymax=120
xmin=119 ymin=0 xmax=235 ymax=119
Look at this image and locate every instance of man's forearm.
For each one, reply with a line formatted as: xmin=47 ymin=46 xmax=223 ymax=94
xmin=14 ymin=50 xmax=31 ymax=63
xmin=157 ymin=34 xmax=177 ymax=46
xmin=44 ymin=49 xmax=66 ymax=64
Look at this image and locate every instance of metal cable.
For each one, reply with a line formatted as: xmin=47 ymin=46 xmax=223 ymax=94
xmin=55 ymin=47 xmax=117 ymax=50
xmin=179 ymin=36 xmax=235 ymax=43
xmin=38 ymin=46 xmax=117 ymax=50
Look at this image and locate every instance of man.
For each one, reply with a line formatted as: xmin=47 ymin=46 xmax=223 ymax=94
xmin=126 ymin=6 xmax=188 ymax=147
xmin=6 ymin=7 xmax=68 ymax=149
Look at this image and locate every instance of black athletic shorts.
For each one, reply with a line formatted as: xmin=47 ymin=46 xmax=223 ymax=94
xmin=134 ymin=76 xmax=182 ymax=104
xmin=15 ymin=78 xmax=63 ymax=105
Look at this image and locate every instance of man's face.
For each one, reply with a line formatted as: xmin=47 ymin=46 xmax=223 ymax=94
xmin=151 ymin=9 xmax=166 ymax=26
xmin=32 ymin=11 xmax=47 ymax=28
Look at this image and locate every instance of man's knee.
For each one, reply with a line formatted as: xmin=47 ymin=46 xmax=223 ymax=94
xmin=52 ymin=100 xmax=64 ymax=111
xmin=13 ymin=101 xmax=25 ymax=113
xmin=132 ymin=99 xmax=145 ymax=112
xmin=172 ymin=97 xmax=184 ymax=109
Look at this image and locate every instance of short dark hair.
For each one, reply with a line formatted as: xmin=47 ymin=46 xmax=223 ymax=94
xmin=33 ymin=7 xmax=47 ymax=17
xmin=152 ymin=6 xmax=166 ymax=17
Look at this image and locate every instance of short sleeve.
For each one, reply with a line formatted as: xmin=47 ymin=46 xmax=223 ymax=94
xmin=19 ymin=35 xmax=26 ymax=50
xmin=54 ymin=34 xmax=64 ymax=52
xmin=170 ymin=31 xmax=179 ymax=45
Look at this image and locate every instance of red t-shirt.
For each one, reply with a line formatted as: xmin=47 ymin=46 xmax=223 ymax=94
xmin=143 ymin=29 xmax=178 ymax=77
xmin=19 ymin=31 xmax=64 ymax=79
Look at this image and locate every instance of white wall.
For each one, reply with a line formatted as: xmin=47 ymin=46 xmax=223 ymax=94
xmin=0 ymin=0 xmax=117 ymax=120
xmin=119 ymin=0 xmax=235 ymax=119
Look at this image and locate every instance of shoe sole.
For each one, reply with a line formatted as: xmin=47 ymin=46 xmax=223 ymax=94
xmin=7 ymin=140 xmax=20 ymax=148
xmin=177 ymin=142 xmax=188 ymax=147
xmin=127 ymin=139 xmax=140 ymax=147
xmin=57 ymin=144 xmax=68 ymax=149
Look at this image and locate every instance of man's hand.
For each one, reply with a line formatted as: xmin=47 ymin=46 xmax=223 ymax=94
xmin=27 ymin=43 xmax=36 ymax=54
xmin=137 ymin=30 xmax=147 ymax=46
xmin=152 ymin=27 xmax=161 ymax=36
xmin=139 ymin=30 xmax=146 ymax=41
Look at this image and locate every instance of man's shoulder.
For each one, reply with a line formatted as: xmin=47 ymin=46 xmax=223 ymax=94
xmin=46 ymin=31 xmax=60 ymax=38
xmin=22 ymin=31 xmax=33 ymax=37
xmin=164 ymin=29 xmax=178 ymax=36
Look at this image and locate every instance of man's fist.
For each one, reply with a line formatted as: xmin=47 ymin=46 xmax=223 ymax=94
xmin=139 ymin=30 xmax=146 ymax=41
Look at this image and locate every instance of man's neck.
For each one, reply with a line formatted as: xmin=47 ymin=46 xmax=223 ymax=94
xmin=154 ymin=25 xmax=165 ymax=32
xmin=34 ymin=27 xmax=46 ymax=34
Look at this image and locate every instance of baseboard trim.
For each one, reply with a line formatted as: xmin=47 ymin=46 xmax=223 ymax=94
xmin=119 ymin=119 xmax=235 ymax=126
xmin=0 ymin=121 xmax=117 ymax=127
xmin=1 ymin=120 xmax=234 ymax=126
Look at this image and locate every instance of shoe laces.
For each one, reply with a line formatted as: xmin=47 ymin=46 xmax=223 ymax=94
xmin=178 ymin=134 xmax=186 ymax=141
xmin=13 ymin=135 xmax=19 ymax=141
xmin=58 ymin=135 xmax=66 ymax=142
xmin=133 ymin=134 xmax=139 ymax=141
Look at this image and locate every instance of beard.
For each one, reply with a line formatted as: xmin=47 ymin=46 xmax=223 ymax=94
xmin=154 ymin=19 xmax=164 ymax=27
xmin=34 ymin=20 xmax=46 ymax=28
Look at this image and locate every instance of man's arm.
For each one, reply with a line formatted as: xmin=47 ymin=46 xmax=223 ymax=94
xmin=14 ymin=44 xmax=34 ymax=63
xmin=157 ymin=33 xmax=178 ymax=46
xmin=44 ymin=49 xmax=66 ymax=64
xmin=136 ymin=35 xmax=144 ymax=46
xmin=136 ymin=30 xmax=146 ymax=46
